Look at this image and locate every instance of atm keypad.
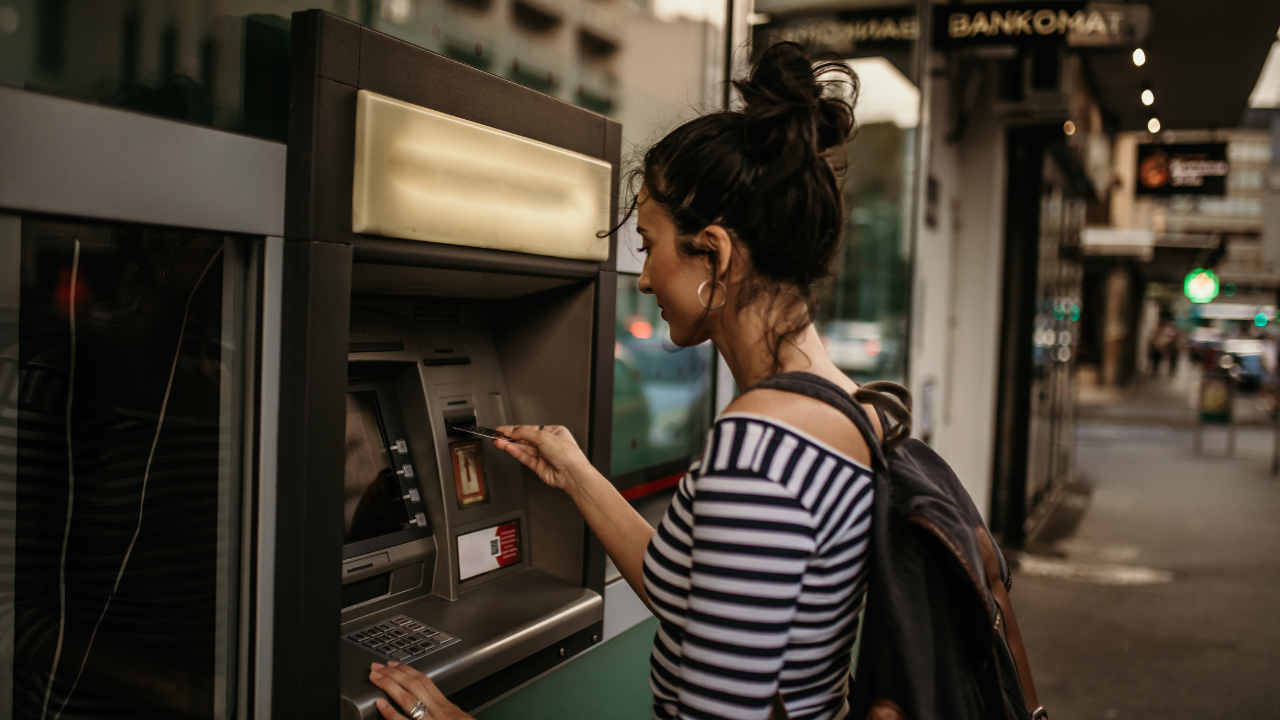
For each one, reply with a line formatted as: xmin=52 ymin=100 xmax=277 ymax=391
xmin=344 ymin=615 xmax=459 ymax=663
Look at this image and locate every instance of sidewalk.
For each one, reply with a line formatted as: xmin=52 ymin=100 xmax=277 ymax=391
xmin=1077 ymin=369 xmax=1275 ymax=427
xmin=1012 ymin=420 xmax=1280 ymax=718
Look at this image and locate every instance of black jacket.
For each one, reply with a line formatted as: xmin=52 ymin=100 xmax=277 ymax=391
xmin=751 ymin=373 xmax=1029 ymax=720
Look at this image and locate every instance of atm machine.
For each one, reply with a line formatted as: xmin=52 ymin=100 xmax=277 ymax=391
xmin=276 ymin=11 xmax=620 ymax=718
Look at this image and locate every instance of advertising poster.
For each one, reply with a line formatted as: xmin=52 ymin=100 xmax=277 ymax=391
xmin=1199 ymin=375 xmax=1232 ymax=424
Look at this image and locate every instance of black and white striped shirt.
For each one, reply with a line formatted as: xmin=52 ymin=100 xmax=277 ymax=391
xmin=644 ymin=413 xmax=874 ymax=720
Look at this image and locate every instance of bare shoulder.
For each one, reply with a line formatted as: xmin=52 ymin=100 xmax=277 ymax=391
xmin=724 ymin=388 xmax=881 ymax=468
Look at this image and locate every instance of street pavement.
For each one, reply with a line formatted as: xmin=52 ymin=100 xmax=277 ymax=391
xmin=1011 ymin=420 xmax=1280 ymax=719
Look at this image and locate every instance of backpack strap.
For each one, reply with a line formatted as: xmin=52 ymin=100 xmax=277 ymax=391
xmin=745 ymin=372 xmax=911 ymax=468
xmin=855 ymin=381 xmax=913 ymax=453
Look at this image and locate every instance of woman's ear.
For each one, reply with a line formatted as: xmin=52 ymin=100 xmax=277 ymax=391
xmin=701 ymin=225 xmax=735 ymax=280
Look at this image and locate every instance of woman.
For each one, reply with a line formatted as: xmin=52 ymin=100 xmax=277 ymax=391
xmin=367 ymin=43 xmax=1035 ymax=720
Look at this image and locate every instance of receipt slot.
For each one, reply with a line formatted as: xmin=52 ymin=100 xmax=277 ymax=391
xmin=275 ymin=11 xmax=620 ymax=719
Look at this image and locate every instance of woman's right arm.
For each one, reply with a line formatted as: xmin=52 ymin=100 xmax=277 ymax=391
xmin=495 ymin=425 xmax=656 ymax=610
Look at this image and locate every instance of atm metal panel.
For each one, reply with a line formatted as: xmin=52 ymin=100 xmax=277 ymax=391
xmin=284 ymin=10 xmax=621 ymax=717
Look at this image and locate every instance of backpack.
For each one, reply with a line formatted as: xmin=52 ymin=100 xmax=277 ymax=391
xmin=748 ymin=372 xmax=1032 ymax=720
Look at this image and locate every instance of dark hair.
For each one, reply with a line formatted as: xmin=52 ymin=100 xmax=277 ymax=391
xmin=626 ymin=42 xmax=857 ymax=368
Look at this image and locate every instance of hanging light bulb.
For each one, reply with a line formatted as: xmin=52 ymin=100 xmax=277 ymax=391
xmin=1132 ymin=48 xmax=1146 ymax=66
xmin=1141 ymin=89 xmax=1154 ymax=106
xmin=1147 ymin=117 xmax=1161 ymax=133
xmin=1063 ymin=120 xmax=1076 ymax=135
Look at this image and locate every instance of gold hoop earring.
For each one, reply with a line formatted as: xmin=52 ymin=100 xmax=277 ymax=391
xmin=698 ymin=280 xmax=727 ymax=310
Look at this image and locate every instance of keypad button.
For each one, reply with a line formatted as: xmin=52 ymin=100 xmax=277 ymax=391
xmin=374 ymin=623 xmax=393 ymax=632
xmin=350 ymin=632 xmax=368 ymax=642
xmin=390 ymin=650 xmax=412 ymax=661
xmin=417 ymin=627 xmax=439 ymax=638
xmin=393 ymin=617 xmax=413 ymax=626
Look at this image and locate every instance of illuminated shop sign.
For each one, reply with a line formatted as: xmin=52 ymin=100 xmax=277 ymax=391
xmin=932 ymin=2 xmax=1150 ymax=49
xmin=1137 ymin=143 xmax=1228 ymax=196
xmin=753 ymin=7 xmax=918 ymax=57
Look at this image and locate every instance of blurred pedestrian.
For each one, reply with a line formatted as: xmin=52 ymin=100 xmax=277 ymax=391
xmin=1150 ymin=319 xmax=1177 ymax=377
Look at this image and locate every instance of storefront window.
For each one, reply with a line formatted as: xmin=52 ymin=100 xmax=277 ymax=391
xmin=0 ymin=216 xmax=255 ymax=718
xmin=0 ymin=0 xmax=729 ymax=145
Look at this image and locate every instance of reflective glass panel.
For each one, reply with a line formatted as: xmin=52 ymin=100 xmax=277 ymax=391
xmin=751 ymin=5 xmax=920 ymax=385
xmin=610 ymin=280 xmax=713 ymax=482
xmin=0 ymin=0 xmax=729 ymax=144
xmin=1 ymin=216 xmax=254 ymax=719
xmin=819 ymin=58 xmax=917 ymax=385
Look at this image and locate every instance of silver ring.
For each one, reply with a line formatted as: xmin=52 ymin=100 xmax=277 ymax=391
xmin=408 ymin=701 xmax=426 ymax=720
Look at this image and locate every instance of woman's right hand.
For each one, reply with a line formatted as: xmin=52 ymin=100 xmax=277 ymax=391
xmin=494 ymin=425 xmax=591 ymax=492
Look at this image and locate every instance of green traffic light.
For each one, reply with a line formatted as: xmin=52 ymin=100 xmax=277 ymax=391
xmin=1184 ymin=268 xmax=1219 ymax=304
xmin=1255 ymin=313 xmax=1268 ymax=328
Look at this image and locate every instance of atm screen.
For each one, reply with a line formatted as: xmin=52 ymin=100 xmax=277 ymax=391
xmin=344 ymin=391 xmax=412 ymax=545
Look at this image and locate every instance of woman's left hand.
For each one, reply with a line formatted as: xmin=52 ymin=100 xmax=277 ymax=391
xmin=368 ymin=662 xmax=473 ymax=720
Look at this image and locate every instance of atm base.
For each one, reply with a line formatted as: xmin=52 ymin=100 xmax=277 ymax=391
xmin=448 ymin=619 xmax=605 ymax=713
xmin=340 ymin=568 xmax=603 ymax=720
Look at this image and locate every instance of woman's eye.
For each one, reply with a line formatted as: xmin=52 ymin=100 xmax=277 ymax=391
xmin=635 ymin=246 xmax=650 ymax=255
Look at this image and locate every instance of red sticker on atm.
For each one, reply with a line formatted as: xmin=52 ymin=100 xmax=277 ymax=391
xmin=457 ymin=520 xmax=521 ymax=581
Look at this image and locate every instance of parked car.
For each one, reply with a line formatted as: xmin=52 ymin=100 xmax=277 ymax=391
xmin=1222 ymin=338 xmax=1271 ymax=393
xmin=821 ymin=320 xmax=897 ymax=375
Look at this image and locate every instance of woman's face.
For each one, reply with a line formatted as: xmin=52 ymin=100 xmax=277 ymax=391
xmin=636 ymin=187 xmax=717 ymax=347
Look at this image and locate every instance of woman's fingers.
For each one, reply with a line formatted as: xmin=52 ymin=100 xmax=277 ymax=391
xmin=369 ymin=667 xmax=426 ymax=718
xmin=413 ymin=672 xmax=469 ymax=717
xmin=380 ymin=663 xmax=442 ymax=708
xmin=418 ymin=674 xmax=451 ymax=706
xmin=496 ymin=425 xmax=544 ymax=444
xmin=371 ymin=663 xmax=472 ymax=720
xmin=375 ymin=698 xmax=408 ymax=720
xmin=495 ymin=439 xmax=540 ymax=467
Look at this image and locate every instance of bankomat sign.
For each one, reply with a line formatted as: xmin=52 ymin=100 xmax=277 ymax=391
xmin=933 ymin=2 xmax=1150 ymax=49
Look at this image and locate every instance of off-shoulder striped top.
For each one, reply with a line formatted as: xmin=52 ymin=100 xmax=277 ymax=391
xmin=643 ymin=413 xmax=874 ymax=720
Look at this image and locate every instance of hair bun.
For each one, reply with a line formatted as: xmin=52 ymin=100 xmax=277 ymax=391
xmin=735 ymin=42 xmax=857 ymax=159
